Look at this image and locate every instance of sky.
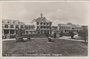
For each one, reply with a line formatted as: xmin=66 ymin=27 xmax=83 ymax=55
xmin=2 ymin=2 xmax=89 ymax=26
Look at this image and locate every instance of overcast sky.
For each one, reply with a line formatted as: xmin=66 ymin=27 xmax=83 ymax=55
xmin=2 ymin=2 xmax=89 ymax=26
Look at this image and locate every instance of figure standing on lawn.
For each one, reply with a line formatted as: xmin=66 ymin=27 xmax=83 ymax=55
xmin=54 ymin=32 xmax=56 ymax=39
xmin=69 ymin=28 xmax=74 ymax=39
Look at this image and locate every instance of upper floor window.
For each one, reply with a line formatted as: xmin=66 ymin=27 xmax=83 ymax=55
xmin=26 ymin=31 xmax=28 ymax=34
xmin=37 ymin=26 xmax=39 ymax=29
xmin=37 ymin=22 xmax=39 ymax=25
xmin=10 ymin=30 xmax=14 ymax=34
xmin=47 ymin=23 xmax=48 ymax=25
xmin=41 ymin=26 xmax=43 ymax=29
xmin=10 ymin=25 xmax=14 ymax=28
xmin=16 ymin=25 xmax=19 ymax=28
xmin=5 ymin=25 xmax=8 ymax=28
xmin=44 ymin=26 xmax=46 ymax=29
xmin=40 ymin=22 xmax=42 ymax=25
xmin=44 ymin=23 xmax=45 ymax=25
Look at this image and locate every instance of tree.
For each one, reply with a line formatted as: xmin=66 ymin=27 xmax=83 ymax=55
xmin=78 ymin=29 xmax=88 ymax=43
xmin=69 ymin=30 xmax=74 ymax=39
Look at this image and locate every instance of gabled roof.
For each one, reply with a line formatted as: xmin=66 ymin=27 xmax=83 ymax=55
xmin=33 ymin=13 xmax=51 ymax=23
xmin=34 ymin=17 xmax=51 ymax=23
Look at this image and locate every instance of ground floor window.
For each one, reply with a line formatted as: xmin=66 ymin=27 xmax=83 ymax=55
xmin=26 ymin=31 xmax=28 ymax=34
xmin=4 ymin=30 xmax=9 ymax=34
xmin=10 ymin=30 xmax=14 ymax=34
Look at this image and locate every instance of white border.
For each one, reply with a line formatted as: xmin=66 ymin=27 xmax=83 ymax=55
xmin=0 ymin=1 xmax=90 ymax=59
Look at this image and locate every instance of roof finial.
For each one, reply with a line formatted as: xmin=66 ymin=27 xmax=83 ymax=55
xmin=41 ymin=13 xmax=43 ymax=18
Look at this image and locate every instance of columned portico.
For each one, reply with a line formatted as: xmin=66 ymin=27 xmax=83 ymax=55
xmin=3 ymin=29 xmax=16 ymax=38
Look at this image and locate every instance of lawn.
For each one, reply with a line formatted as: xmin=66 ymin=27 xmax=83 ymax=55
xmin=2 ymin=38 xmax=88 ymax=56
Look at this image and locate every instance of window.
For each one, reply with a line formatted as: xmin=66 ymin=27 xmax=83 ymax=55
xmin=41 ymin=30 xmax=43 ymax=33
xmin=31 ymin=31 xmax=32 ymax=34
xmin=44 ymin=26 xmax=46 ymax=29
xmin=37 ymin=26 xmax=39 ymax=29
xmin=4 ymin=30 xmax=9 ymax=34
xmin=44 ymin=23 xmax=45 ymax=25
xmin=47 ymin=23 xmax=48 ymax=25
xmin=5 ymin=25 xmax=8 ymax=28
xmin=10 ymin=25 xmax=14 ymax=28
xmin=37 ymin=22 xmax=39 ymax=25
xmin=41 ymin=26 xmax=43 ymax=29
xmin=40 ymin=22 xmax=42 ymax=25
xmin=26 ymin=31 xmax=28 ymax=34
xmin=16 ymin=25 xmax=19 ymax=28
xmin=10 ymin=30 xmax=14 ymax=34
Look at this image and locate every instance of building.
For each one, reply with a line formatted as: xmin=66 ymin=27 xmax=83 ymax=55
xmin=58 ymin=23 xmax=83 ymax=33
xmin=51 ymin=26 xmax=60 ymax=37
xmin=25 ymin=25 xmax=36 ymax=34
xmin=32 ymin=13 xmax=52 ymax=34
xmin=81 ymin=25 xmax=88 ymax=36
xmin=2 ymin=19 xmax=25 ymax=38
xmin=51 ymin=26 xmax=58 ymax=34
xmin=82 ymin=25 xmax=88 ymax=30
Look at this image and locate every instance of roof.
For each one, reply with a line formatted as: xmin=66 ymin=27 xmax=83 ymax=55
xmin=33 ymin=13 xmax=51 ymax=23
xmin=58 ymin=23 xmax=82 ymax=28
xmin=2 ymin=19 xmax=25 ymax=25
xmin=34 ymin=17 xmax=51 ymax=23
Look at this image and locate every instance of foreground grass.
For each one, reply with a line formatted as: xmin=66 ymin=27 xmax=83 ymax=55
xmin=2 ymin=38 xmax=88 ymax=56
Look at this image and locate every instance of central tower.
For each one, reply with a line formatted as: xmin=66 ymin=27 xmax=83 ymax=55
xmin=40 ymin=13 xmax=43 ymax=18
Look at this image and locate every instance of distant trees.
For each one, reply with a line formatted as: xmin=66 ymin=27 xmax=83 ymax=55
xmin=16 ymin=28 xmax=25 ymax=36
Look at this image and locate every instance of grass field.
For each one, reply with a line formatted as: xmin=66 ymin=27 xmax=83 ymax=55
xmin=2 ymin=38 xmax=88 ymax=56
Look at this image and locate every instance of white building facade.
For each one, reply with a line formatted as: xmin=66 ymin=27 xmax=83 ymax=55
xmin=58 ymin=23 xmax=83 ymax=33
xmin=2 ymin=19 xmax=25 ymax=38
xmin=32 ymin=13 xmax=52 ymax=34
